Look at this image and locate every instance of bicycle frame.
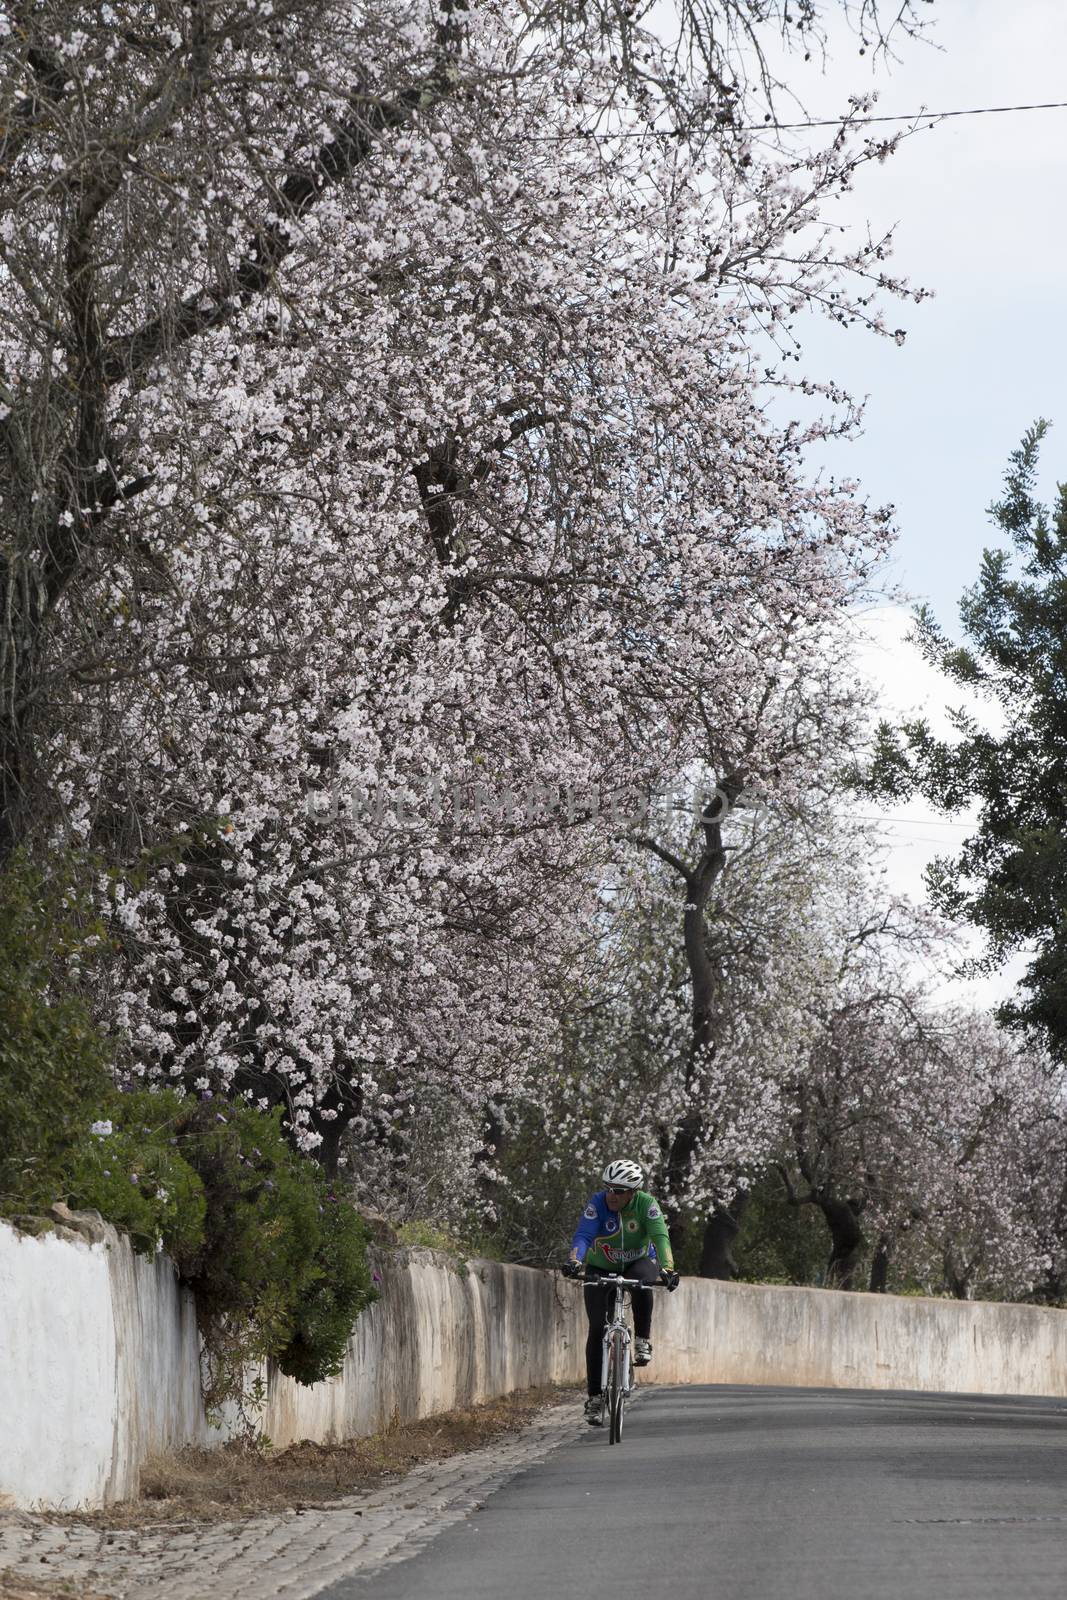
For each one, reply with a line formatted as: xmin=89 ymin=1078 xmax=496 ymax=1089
xmin=564 ymin=1268 xmax=665 ymax=1444
xmin=598 ymin=1275 xmax=639 ymax=1400
xmin=587 ymin=1273 xmax=646 ymax=1445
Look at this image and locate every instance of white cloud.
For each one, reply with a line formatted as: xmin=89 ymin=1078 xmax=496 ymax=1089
xmin=845 ymin=602 xmax=1030 ymax=1008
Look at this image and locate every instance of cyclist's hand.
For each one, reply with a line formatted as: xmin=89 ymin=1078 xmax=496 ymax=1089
xmin=561 ymin=1259 xmax=583 ymax=1279
xmin=660 ymin=1269 xmax=680 ymax=1292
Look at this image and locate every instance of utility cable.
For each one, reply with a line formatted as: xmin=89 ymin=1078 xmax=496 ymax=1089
xmin=749 ymin=98 xmax=1067 ymax=132
xmin=506 ymin=99 xmax=1067 ymax=141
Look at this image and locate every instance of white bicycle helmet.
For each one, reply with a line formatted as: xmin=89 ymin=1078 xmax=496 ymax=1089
xmin=601 ymin=1158 xmax=644 ymax=1190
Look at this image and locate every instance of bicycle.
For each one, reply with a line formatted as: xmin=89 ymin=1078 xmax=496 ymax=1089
xmin=567 ymin=1271 xmax=665 ymax=1445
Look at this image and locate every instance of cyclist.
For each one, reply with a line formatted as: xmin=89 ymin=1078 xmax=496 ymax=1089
xmin=562 ymin=1158 xmax=680 ymax=1425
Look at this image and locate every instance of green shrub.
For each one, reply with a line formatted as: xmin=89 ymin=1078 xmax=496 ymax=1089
xmin=277 ymin=1189 xmax=375 ymax=1385
xmin=0 ymin=858 xmax=376 ymax=1410
xmin=0 ymin=854 xmax=115 ymax=1213
xmin=154 ymin=1096 xmax=376 ymax=1407
xmin=170 ymin=1098 xmax=322 ymax=1352
xmin=395 ymin=1218 xmax=467 ymax=1253
xmin=68 ymin=1091 xmax=378 ymax=1407
xmin=65 ymin=1091 xmax=207 ymax=1259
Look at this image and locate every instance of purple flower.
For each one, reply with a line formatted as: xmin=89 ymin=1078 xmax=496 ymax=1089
xmin=371 ymin=1270 xmax=382 ymax=1286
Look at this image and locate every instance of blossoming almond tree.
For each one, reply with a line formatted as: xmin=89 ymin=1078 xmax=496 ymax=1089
xmin=773 ymin=876 xmax=1066 ymax=1298
xmin=895 ymin=1012 xmax=1065 ymax=1302
xmin=1 ymin=1 xmax=929 ymax=1173
xmin=485 ymin=800 xmax=857 ymax=1261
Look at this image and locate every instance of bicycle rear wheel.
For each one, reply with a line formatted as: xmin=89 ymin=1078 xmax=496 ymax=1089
xmin=607 ymin=1328 xmax=625 ymax=1445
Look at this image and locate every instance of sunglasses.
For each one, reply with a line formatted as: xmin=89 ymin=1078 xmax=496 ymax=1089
xmin=607 ymin=1186 xmax=635 ymax=1198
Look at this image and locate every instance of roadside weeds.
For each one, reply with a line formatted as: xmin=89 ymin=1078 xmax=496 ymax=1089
xmin=0 ymin=1574 xmax=111 ymax=1600
xmin=26 ymin=1386 xmax=579 ymax=1531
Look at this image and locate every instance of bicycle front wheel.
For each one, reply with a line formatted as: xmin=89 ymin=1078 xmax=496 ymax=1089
xmin=607 ymin=1328 xmax=626 ymax=1445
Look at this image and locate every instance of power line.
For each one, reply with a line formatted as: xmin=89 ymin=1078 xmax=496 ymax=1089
xmin=849 ymin=813 xmax=976 ymax=829
xmin=746 ymin=98 xmax=1067 ymax=132
xmin=507 ymin=99 xmax=1067 ymax=142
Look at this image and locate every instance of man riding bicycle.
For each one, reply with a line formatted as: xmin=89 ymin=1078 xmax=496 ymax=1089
xmin=562 ymin=1158 xmax=680 ymax=1426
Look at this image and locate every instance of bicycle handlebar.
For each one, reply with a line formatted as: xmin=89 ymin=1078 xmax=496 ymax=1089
xmin=561 ymin=1270 xmax=670 ymax=1287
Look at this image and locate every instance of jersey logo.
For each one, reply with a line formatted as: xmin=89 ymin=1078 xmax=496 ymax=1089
xmin=647 ymin=1203 xmax=661 ymax=1219
xmin=584 ymin=1205 xmax=597 ymax=1219
xmin=603 ymin=1243 xmax=649 ymax=1264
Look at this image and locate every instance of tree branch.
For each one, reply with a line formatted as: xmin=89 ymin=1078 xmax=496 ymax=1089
xmin=103 ymin=78 xmax=447 ymax=386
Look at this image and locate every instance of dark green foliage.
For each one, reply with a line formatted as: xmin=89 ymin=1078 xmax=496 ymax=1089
xmin=277 ymin=1191 xmax=375 ymax=1385
xmin=47 ymin=1088 xmax=378 ymax=1404
xmin=668 ymin=1182 xmax=829 ymax=1283
xmin=169 ymin=1098 xmax=323 ymax=1358
xmin=732 ymin=1174 xmax=829 ymax=1287
xmin=859 ymin=423 xmax=1067 ymax=1059
xmin=669 ymin=1214 xmax=708 ymax=1276
xmin=67 ymin=1096 xmax=207 ymax=1259
xmin=0 ymin=854 xmax=116 ymax=1211
xmin=138 ymin=1095 xmax=377 ymax=1405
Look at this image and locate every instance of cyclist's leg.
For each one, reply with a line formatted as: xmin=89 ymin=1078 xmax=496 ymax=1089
xmin=629 ymin=1256 xmax=660 ymax=1340
xmin=583 ymin=1271 xmax=610 ymax=1395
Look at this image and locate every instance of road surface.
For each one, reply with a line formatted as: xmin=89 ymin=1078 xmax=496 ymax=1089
xmin=321 ymin=1384 xmax=1067 ymax=1600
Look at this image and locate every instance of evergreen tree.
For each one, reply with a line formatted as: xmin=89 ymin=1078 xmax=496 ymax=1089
xmin=865 ymin=423 xmax=1067 ymax=1058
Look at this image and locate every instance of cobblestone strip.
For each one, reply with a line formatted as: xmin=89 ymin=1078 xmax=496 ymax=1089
xmin=0 ymin=1402 xmax=588 ymax=1599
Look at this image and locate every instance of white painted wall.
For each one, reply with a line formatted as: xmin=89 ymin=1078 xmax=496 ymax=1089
xmin=0 ymin=1220 xmax=584 ymax=1510
xmin=0 ymin=1224 xmax=117 ymax=1510
xmin=263 ymin=1254 xmax=586 ymax=1449
xmin=4 ymin=1216 xmax=1067 ymax=1511
xmin=0 ymin=1219 xmax=204 ymax=1509
xmin=652 ymin=1277 xmax=1067 ymax=1397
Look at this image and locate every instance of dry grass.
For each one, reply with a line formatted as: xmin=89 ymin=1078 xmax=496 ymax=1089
xmin=0 ymin=1576 xmax=111 ymax=1600
xmin=48 ymin=1386 xmax=579 ymax=1530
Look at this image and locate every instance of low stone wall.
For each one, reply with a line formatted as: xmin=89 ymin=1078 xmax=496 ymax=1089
xmin=0 ymin=1213 xmax=204 ymax=1510
xmin=4 ymin=1216 xmax=1067 ymax=1510
xmin=651 ymin=1277 xmax=1067 ymax=1396
xmin=0 ymin=1219 xmax=585 ymax=1509
xmin=263 ymin=1252 xmax=585 ymax=1448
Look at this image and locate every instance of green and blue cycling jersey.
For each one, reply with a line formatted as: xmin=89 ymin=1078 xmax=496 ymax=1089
xmin=570 ymin=1189 xmax=675 ymax=1272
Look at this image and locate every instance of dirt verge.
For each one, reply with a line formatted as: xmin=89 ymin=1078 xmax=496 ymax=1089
xmin=0 ymin=1576 xmax=111 ymax=1600
xmin=39 ymin=1386 xmax=580 ymax=1530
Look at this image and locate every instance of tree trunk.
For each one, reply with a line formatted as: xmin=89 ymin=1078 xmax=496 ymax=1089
xmin=305 ymin=1079 xmax=363 ymax=1177
xmin=820 ymin=1196 xmax=865 ymax=1289
xmin=662 ymin=807 xmax=733 ymax=1242
xmin=869 ymin=1231 xmax=891 ymax=1293
xmin=698 ymin=1190 xmax=750 ymax=1279
xmin=943 ymin=1250 xmax=972 ymax=1300
xmin=662 ymin=1108 xmax=703 ymax=1255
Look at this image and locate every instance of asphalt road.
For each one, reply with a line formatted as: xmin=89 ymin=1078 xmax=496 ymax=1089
xmin=322 ymin=1385 xmax=1067 ymax=1600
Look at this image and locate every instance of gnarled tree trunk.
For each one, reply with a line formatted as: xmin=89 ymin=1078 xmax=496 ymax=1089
xmin=820 ymin=1195 xmax=865 ymax=1289
xmin=699 ymin=1190 xmax=750 ymax=1279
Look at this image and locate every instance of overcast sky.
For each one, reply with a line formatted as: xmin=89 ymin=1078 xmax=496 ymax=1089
xmin=788 ymin=0 xmax=1067 ymax=620
xmin=783 ymin=1 xmax=1067 ymax=1006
